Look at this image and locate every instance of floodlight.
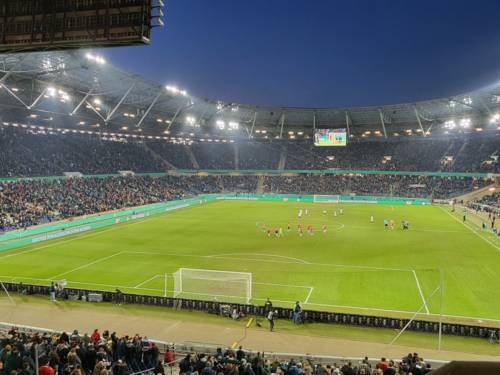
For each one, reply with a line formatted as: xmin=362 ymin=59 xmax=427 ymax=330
xmin=93 ymin=98 xmax=102 ymax=105
xmin=459 ymin=118 xmax=471 ymax=128
xmin=228 ymin=121 xmax=239 ymax=130
xmin=216 ymin=120 xmax=225 ymax=129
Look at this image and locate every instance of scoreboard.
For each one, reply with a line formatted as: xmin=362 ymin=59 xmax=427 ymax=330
xmin=314 ymin=128 xmax=347 ymax=147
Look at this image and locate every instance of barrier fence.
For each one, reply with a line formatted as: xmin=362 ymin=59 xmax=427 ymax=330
xmin=2 ymin=282 xmax=498 ymax=342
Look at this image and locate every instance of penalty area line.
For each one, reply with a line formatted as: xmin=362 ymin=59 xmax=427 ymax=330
xmin=412 ymin=270 xmax=429 ymax=315
xmin=134 ymin=274 xmax=162 ymax=289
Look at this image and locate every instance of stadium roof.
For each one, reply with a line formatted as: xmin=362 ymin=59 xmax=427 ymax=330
xmin=0 ymin=50 xmax=499 ymax=142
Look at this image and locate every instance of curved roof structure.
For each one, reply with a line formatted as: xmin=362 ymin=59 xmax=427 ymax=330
xmin=0 ymin=50 xmax=499 ymax=141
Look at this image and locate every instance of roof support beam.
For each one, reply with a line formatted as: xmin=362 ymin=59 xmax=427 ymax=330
xmin=249 ymin=111 xmax=257 ymax=139
xmin=378 ymin=108 xmax=387 ymax=138
xmin=70 ymin=87 xmax=94 ymax=116
xmin=166 ymin=102 xmax=187 ymax=131
xmin=413 ymin=106 xmax=426 ymax=137
xmin=313 ymin=112 xmax=316 ymax=133
xmin=28 ymin=87 xmax=48 ymax=110
xmin=106 ymin=81 xmax=136 ymax=122
xmin=279 ymin=113 xmax=285 ymax=139
xmin=137 ymin=90 xmax=162 ymax=128
xmin=84 ymin=100 xmax=107 ymax=122
xmin=0 ymin=83 xmax=29 ymax=108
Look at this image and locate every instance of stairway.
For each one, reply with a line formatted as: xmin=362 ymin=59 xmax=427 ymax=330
xmin=184 ymin=145 xmax=199 ymax=169
xmin=450 ymin=139 xmax=469 ymax=169
xmin=141 ymin=142 xmax=176 ymax=170
xmin=234 ymin=143 xmax=239 ymax=170
xmin=278 ymin=145 xmax=287 ymax=170
xmin=256 ymin=175 xmax=265 ymax=194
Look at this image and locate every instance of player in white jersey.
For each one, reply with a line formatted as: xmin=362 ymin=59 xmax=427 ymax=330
xmin=370 ymin=215 xmax=374 ymax=223
xmin=298 ymin=209 xmax=303 ymax=219
xmin=339 ymin=208 xmax=343 ymax=215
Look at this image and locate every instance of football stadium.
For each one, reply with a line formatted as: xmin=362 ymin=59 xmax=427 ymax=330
xmin=0 ymin=1 xmax=499 ymax=374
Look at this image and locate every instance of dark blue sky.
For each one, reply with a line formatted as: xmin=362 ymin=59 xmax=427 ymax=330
xmin=104 ymin=0 xmax=500 ymax=108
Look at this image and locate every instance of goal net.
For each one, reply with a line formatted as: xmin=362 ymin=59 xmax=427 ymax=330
xmin=313 ymin=194 xmax=340 ymax=203
xmin=173 ymin=268 xmax=252 ymax=304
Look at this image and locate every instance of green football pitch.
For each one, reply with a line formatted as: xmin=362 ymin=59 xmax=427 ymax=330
xmin=1 ymin=200 xmax=499 ymax=323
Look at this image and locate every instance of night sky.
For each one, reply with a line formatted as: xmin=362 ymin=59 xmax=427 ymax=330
xmin=104 ymin=0 xmax=500 ymax=108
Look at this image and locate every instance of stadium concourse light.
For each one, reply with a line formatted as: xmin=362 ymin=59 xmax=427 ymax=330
xmin=93 ymin=98 xmax=102 ymax=105
xmin=228 ymin=121 xmax=239 ymax=130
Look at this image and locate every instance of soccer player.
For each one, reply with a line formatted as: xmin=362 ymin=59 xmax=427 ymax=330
xmin=390 ymin=219 xmax=395 ymax=230
xmin=370 ymin=215 xmax=374 ymax=223
xmin=384 ymin=219 xmax=388 ymax=229
xmin=322 ymin=224 xmax=327 ymax=233
xmin=340 ymin=208 xmax=343 ymax=215
xmin=267 ymin=229 xmax=272 ymax=237
xmin=298 ymin=209 xmax=303 ymax=219
xmin=323 ymin=210 xmax=327 ymax=215
xmin=299 ymin=227 xmax=303 ymax=237
xmin=334 ymin=210 xmax=337 ymax=217
xmin=307 ymin=224 xmax=313 ymax=235
xmin=305 ymin=209 xmax=309 ymax=215
xmin=279 ymin=227 xmax=284 ymax=237
xmin=274 ymin=228 xmax=279 ymax=237
xmin=287 ymin=223 xmax=291 ymax=232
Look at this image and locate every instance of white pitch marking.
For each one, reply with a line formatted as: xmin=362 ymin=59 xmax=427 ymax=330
xmin=49 ymin=251 xmax=124 ymax=280
xmin=304 ymin=287 xmax=314 ymax=304
xmin=412 ymin=270 xmax=429 ymax=314
xmin=125 ymin=250 xmax=412 ymax=272
xmin=207 ymin=252 xmax=311 ymax=264
xmin=439 ymin=206 xmax=500 ymax=251
xmin=134 ymin=274 xmax=161 ymax=289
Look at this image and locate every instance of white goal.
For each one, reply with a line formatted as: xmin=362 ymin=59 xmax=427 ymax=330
xmin=173 ymin=268 xmax=252 ymax=304
xmin=313 ymin=194 xmax=340 ymax=203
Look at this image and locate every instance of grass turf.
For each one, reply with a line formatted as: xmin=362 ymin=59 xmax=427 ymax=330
xmin=1 ymin=200 xmax=499 ymax=322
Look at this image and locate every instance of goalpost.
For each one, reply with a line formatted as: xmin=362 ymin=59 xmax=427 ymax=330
xmin=313 ymin=194 xmax=340 ymax=203
xmin=173 ymin=268 xmax=252 ymax=304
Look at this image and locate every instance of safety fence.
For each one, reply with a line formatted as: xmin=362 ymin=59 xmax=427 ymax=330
xmin=1 ymin=282 xmax=498 ymax=342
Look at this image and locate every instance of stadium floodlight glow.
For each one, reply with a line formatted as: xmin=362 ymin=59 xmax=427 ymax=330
xmin=156 ymin=118 xmax=163 ymax=123
xmin=288 ymin=131 xmax=294 ymax=135
xmin=459 ymin=118 xmax=471 ymax=128
xmin=261 ymin=130 xmax=267 ymax=134
xmin=166 ymin=85 xmax=187 ymax=96
xmin=449 ymin=100 xmax=456 ymax=108
xmin=444 ymin=120 xmax=456 ymax=129
xmin=11 ymin=87 xmax=18 ymax=92
xmin=463 ymin=96 xmax=472 ymax=105
xmin=231 ymin=105 xmax=239 ymax=112
xmin=93 ymin=98 xmax=102 ymax=105
xmin=29 ymin=114 xmax=38 ymax=118
xmin=79 ymin=121 xmax=86 ymax=125
xmin=47 ymin=87 xmax=57 ymax=97
xmin=228 ymin=121 xmax=239 ymax=130
xmin=164 ymin=130 xmax=170 ymax=134
xmin=216 ymin=102 xmax=223 ymax=111
xmin=475 ymin=127 xmax=483 ymax=132
xmin=490 ymin=113 xmax=500 ymax=124
xmin=216 ymin=120 xmax=225 ymax=129
xmin=85 ymin=53 xmax=106 ymax=65
xmin=185 ymin=115 xmax=196 ymax=126
xmin=297 ymin=131 xmax=304 ymax=135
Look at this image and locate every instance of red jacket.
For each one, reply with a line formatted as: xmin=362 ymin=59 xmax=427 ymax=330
xmin=39 ymin=366 xmax=55 ymax=375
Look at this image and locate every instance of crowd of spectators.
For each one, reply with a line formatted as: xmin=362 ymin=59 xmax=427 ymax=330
xmin=0 ymin=128 xmax=497 ymax=177
xmin=0 ymin=327 xmax=163 ymax=375
xmin=471 ymin=192 xmax=500 ymax=208
xmin=0 ymin=176 xmax=220 ymax=232
xmin=0 ymin=326 xmax=434 ymax=375
xmin=285 ymin=138 xmax=498 ymax=173
xmin=1 ymin=174 xmax=493 ymax=232
xmin=263 ymin=175 xmax=491 ymax=199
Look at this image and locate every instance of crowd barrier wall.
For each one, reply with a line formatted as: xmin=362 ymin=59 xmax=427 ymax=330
xmin=1 ymin=282 xmax=498 ymax=342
